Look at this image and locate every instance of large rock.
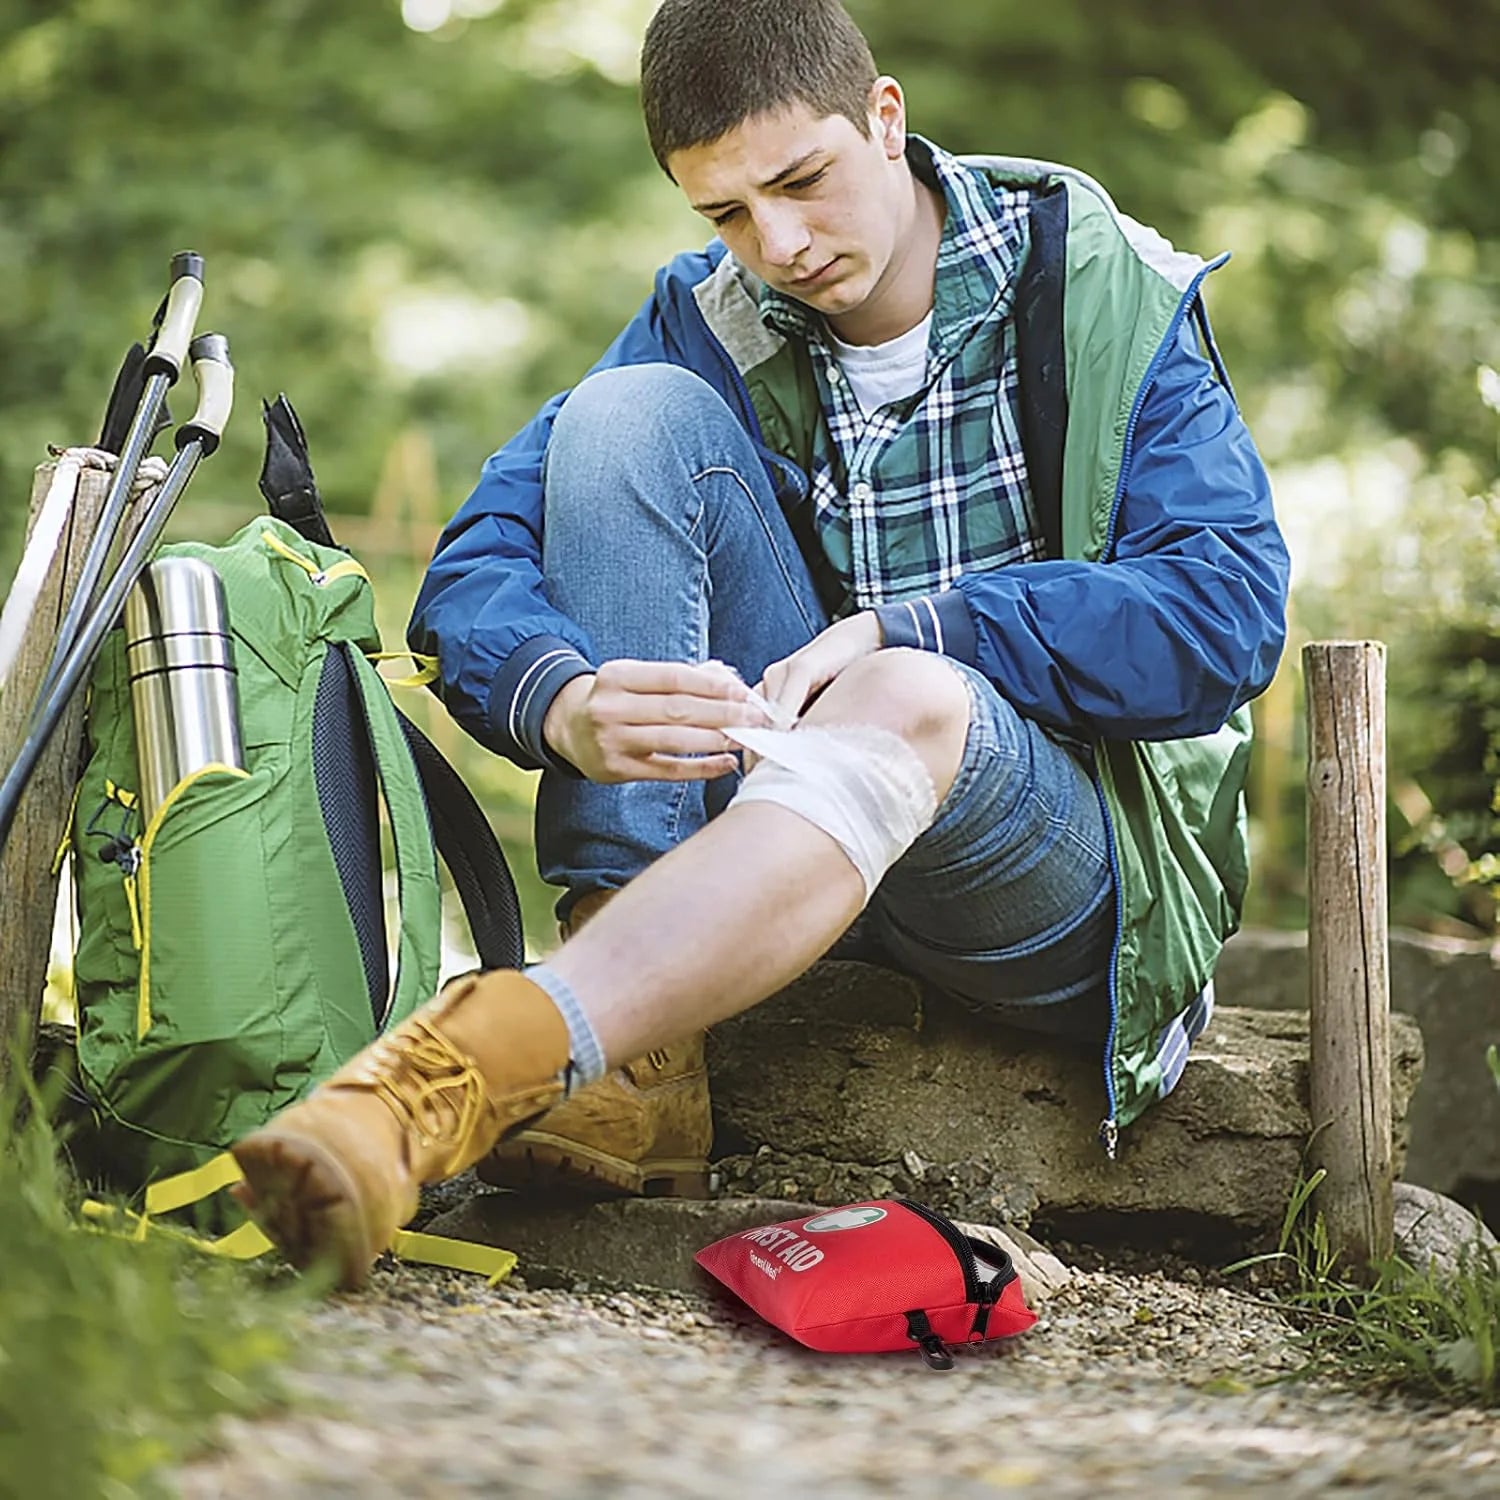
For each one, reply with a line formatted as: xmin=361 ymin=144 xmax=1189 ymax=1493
xmin=424 ymin=1194 xmax=818 ymax=1293
xmin=707 ymin=961 xmax=1424 ymax=1245
xmin=1216 ymin=928 xmax=1500 ymax=1220
xmin=424 ymin=1191 xmax=1074 ymax=1303
xmin=1393 ymin=1182 xmax=1498 ymax=1279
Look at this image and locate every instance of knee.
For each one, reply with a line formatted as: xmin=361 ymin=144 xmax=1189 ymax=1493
xmin=550 ymin=364 xmax=722 ymax=465
xmin=806 ymin=648 xmax=971 ymax=800
xmin=545 ymin=365 xmax=736 ymax=526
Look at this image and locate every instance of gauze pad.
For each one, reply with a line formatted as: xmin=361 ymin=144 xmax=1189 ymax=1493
xmin=726 ymin=723 xmax=939 ymax=899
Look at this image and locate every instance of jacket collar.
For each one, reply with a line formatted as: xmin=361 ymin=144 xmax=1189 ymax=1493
xmin=758 ymin=134 xmax=1027 ymax=361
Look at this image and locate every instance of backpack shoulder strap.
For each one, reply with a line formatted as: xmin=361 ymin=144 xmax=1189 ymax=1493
xmin=397 ymin=710 xmax=526 ymax=972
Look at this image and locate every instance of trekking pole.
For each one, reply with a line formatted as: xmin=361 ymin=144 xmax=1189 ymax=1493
xmin=34 ymin=253 xmax=204 ymax=707
xmin=0 ymin=334 xmax=234 ymax=853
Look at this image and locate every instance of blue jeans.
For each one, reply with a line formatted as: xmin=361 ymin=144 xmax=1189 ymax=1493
xmin=538 ymin=364 xmax=1114 ymax=1039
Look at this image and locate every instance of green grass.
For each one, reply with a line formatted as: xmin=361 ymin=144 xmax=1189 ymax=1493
xmin=1230 ymin=1168 xmax=1500 ymax=1406
xmin=0 ymin=1068 xmax=302 ymax=1500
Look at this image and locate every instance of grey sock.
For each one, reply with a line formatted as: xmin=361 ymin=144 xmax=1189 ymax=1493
xmin=524 ymin=962 xmax=607 ymax=1094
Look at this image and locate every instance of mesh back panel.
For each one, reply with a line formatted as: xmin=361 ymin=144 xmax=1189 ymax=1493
xmin=312 ymin=644 xmax=387 ymax=1023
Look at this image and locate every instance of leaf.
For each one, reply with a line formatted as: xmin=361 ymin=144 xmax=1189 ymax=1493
xmin=1435 ymin=1337 xmax=1486 ymax=1389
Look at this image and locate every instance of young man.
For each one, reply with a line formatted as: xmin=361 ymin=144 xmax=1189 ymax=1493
xmin=233 ymin=0 xmax=1288 ymax=1289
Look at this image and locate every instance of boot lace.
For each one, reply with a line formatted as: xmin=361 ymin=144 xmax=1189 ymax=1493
xmin=358 ymin=1016 xmax=486 ymax=1175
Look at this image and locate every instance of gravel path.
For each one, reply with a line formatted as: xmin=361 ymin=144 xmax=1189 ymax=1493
xmin=173 ymin=1260 xmax=1498 ymax=1497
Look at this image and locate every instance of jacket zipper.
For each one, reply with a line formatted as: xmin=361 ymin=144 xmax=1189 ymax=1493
xmin=1092 ymin=259 xmax=1224 ymax=1158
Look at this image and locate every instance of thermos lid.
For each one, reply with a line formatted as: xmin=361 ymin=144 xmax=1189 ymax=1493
xmin=124 ymin=557 xmax=236 ymax=678
xmin=124 ymin=556 xmax=233 ymax=647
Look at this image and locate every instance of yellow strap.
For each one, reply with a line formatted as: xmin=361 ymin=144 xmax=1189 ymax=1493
xmin=390 ymin=1230 xmax=518 ymax=1284
xmin=261 ymin=528 xmax=370 ymax=587
xmin=79 ymin=1198 xmax=151 ymax=1242
xmin=122 ymin=870 xmax=142 ymax=951
xmin=135 ymin=763 xmax=252 ymax=1039
xmin=366 ymin=651 xmax=440 ymax=688
xmin=145 ymin=1151 xmax=246 ymax=1216
xmin=80 ymin=1198 xmax=275 ymax=1259
xmin=51 ymin=778 xmax=85 ymax=875
xmin=320 ymin=557 xmax=370 ymax=585
xmin=119 ymin=1152 xmax=517 ymax=1282
xmin=260 ymin=527 xmax=319 ymax=575
xmin=104 ymin=780 xmax=139 ymax=810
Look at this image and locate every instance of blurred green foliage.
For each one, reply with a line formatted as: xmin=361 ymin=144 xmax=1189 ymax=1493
xmin=2 ymin=0 xmax=1498 ymax=932
xmin=0 ymin=1066 xmax=294 ymax=1500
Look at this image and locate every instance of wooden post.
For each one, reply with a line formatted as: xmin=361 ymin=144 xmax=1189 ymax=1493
xmin=0 ymin=463 xmax=112 ymax=1083
xmin=1303 ymin=639 xmax=1394 ymax=1267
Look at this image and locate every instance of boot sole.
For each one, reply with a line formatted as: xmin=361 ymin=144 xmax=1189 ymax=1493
xmin=479 ymin=1132 xmax=711 ymax=1199
xmin=231 ymin=1131 xmax=383 ymax=1291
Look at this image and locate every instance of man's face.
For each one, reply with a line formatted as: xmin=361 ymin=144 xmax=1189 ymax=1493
xmin=669 ymin=86 xmax=912 ymax=324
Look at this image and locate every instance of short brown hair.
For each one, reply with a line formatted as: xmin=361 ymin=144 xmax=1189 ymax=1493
xmin=641 ymin=0 xmax=878 ymax=176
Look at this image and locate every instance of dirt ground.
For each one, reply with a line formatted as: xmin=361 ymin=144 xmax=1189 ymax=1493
xmin=173 ymin=1260 xmax=1499 ymax=1499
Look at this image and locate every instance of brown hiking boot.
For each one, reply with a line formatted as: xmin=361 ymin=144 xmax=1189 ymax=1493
xmin=477 ymin=889 xmax=713 ymax=1198
xmin=231 ymin=970 xmax=569 ymax=1290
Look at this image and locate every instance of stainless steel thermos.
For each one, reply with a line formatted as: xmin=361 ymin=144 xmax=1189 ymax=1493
xmin=124 ymin=556 xmax=245 ymax=821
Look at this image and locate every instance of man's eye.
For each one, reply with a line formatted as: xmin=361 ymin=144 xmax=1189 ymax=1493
xmin=787 ymin=169 xmax=827 ymax=192
xmin=711 ymin=207 xmax=742 ymax=228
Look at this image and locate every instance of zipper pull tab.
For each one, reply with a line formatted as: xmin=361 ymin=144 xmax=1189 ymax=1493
xmin=905 ymin=1309 xmax=954 ymax=1371
xmin=1099 ymin=1116 xmax=1119 ymax=1161
xmin=969 ymin=1276 xmax=1001 ymax=1341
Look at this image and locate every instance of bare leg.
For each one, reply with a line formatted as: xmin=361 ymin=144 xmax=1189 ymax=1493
xmin=547 ymin=648 xmax=970 ymax=1063
xmin=229 ymin=650 xmax=970 ymax=1287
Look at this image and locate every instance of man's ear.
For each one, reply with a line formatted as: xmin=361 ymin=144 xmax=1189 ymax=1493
xmin=869 ymin=76 xmax=906 ymax=160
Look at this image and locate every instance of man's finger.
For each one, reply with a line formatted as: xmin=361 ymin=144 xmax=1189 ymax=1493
xmin=609 ymin=692 xmax=767 ymax=729
xmin=615 ymin=725 xmax=737 ymax=757
xmin=600 ymin=658 xmax=755 ymax=699
xmin=764 ymin=664 xmax=812 ymax=718
xmin=639 ymin=751 xmax=740 ymax=781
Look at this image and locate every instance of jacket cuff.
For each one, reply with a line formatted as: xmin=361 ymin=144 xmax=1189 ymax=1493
xmin=485 ymin=635 xmax=594 ymax=775
xmin=873 ymin=592 xmax=978 ymax=665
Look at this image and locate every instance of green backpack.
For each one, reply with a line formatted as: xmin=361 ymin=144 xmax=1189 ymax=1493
xmin=66 ymin=501 xmax=524 ymax=1236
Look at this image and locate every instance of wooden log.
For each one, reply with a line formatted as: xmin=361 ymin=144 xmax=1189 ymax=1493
xmin=0 ymin=463 xmax=112 ymax=1082
xmin=1303 ymin=639 xmax=1394 ymax=1267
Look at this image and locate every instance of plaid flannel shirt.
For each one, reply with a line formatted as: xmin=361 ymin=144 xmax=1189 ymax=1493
xmin=759 ymin=137 xmax=1040 ymax=621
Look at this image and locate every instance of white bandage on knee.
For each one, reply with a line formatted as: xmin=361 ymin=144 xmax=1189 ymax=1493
xmin=725 ymin=724 xmax=940 ymax=899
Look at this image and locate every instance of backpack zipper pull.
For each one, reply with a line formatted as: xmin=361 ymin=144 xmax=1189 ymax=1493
xmin=905 ymin=1309 xmax=954 ymax=1371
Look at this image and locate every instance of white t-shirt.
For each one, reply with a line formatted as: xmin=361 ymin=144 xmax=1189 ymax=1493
xmin=827 ymin=312 xmax=933 ymax=419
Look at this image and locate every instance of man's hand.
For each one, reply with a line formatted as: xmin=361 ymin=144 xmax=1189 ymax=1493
xmin=756 ymin=612 xmax=884 ymax=722
xmin=543 ymin=659 xmax=768 ymax=782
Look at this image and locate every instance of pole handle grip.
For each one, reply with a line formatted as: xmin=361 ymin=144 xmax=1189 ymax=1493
xmin=143 ymin=252 xmax=205 ymax=383
xmin=176 ymin=333 xmax=234 ymax=456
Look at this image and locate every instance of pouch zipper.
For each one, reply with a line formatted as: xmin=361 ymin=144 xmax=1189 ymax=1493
xmin=897 ymin=1198 xmax=1018 ymax=1344
xmin=134 ymin=763 xmax=252 ymax=1038
xmin=261 ymin=527 xmax=369 ymax=588
xmin=896 ymin=1197 xmax=984 ymax=1302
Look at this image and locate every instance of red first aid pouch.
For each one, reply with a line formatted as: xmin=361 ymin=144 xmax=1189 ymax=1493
xmin=695 ymin=1198 xmax=1037 ymax=1369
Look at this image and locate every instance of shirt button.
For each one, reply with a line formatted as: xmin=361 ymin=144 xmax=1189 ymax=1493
xmin=828 ymin=366 xmax=843 ymax=383
xmin=851 ymin=481 xmax=873 ymax=503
